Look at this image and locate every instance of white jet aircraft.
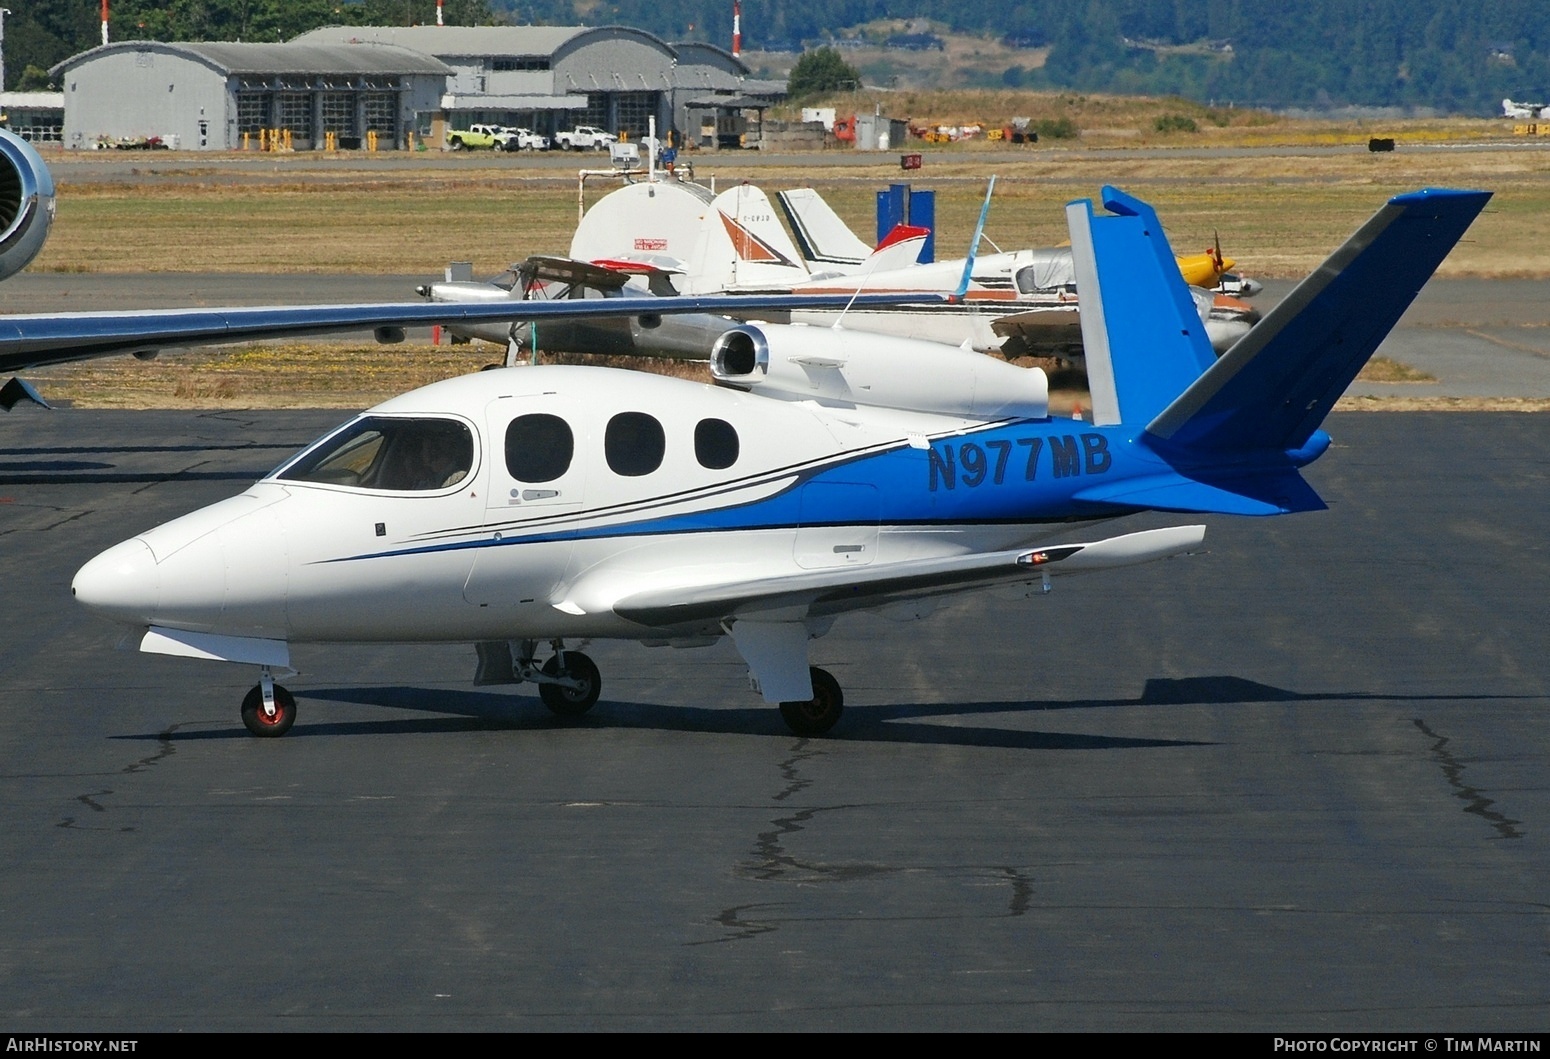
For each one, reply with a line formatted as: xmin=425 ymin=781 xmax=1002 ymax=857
xmin=68 ymin=185 xmax=1489 ymax=738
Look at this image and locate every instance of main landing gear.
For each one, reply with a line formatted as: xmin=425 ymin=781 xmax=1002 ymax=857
xmin=473 ymin=639 xmax=602 ymax=719
xmin=236 ymin=648 xmax=838 ymax=738
xmin=778 ymin=667 xmax=843 ymax=737
xmin=537 ymin=650 xmax=601 ymax=717
xmin=241 ymin=668 xmax=296 ymax=737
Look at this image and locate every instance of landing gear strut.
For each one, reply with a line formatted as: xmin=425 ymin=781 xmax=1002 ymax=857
xmin=241 ymin=669 xmax=296 ymax=737
xmin=779 ymin=666 xmax=843 ymax=736
xmin=476 ymin=639 xmax=602 ymax=719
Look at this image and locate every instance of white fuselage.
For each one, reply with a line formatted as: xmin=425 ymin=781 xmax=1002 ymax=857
xmin=74 ymin=365 xmax=1084 ymax=649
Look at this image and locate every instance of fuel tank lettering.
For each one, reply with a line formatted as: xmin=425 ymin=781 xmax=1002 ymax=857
xmin=929 ymin=433 xmax=1111 ymax=492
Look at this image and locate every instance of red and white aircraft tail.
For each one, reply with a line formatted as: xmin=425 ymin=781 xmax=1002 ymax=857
xmin=569 ymin=180 xmax=811 ymax=293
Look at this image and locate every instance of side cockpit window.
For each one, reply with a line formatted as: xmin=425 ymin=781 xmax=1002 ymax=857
xmin=507 ymin=413 xmax=574 ymax=483
xmin=278 ymin=416 xmax=474 ymax=491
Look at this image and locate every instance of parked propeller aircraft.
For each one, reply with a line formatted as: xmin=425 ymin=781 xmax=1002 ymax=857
xmin=774 ymin=184 xmax=1261 ymax=296
xmin=69 ymin=185 xmax=1489 ymax=738
xmin=420 ymin=175 xmax=1262 ymax=365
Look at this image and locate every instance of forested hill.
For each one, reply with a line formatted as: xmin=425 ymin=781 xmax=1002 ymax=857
xmin=10 ymin=0 xmax=1549 ymax=115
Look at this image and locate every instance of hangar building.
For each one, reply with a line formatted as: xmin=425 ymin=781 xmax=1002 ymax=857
xmin=49 ymin=41 xmax=450 ymax=150
xmin=0 ymin=92 xmax=66 ymax=143
xmin=290 ymin=25 xmax=782 ymax=145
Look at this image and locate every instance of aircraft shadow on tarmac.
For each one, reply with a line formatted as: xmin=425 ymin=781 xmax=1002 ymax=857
xmin=119 ymin=676 xmax=1535 ymax=751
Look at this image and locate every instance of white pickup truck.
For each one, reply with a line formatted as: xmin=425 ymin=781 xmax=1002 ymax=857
xmin=446 ymin=124 xmax=549 ymax=151
xmin=554 ymin=125 xmax=618 ymax=151
xmin=501 ymin=127 xmax=549 ymax=151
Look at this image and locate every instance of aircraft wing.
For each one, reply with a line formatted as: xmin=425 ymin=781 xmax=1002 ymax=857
xmin=0 ymin=291 xmax=942 ymax=374
xmin=990 ymin=307 xmax=1082 ymax=338
xmin=520 ymin=254 xmax=640 ymax=289
xmin=610 ymin=525 xmax=1205 ymax=629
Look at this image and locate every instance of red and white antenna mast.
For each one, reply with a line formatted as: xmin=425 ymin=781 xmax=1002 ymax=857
xmin=732 ymin=0 xmax=741 ymax=56
xmin=436 ymin=0 xmax=444 ymax=26
xmin=101 ymin=0 xmax=109 ymax=46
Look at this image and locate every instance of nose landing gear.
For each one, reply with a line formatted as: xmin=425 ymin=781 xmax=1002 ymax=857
xmin=241 ymin=669 xmax=296 ymax=737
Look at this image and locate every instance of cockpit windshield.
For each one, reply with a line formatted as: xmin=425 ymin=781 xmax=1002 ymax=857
xmin=276 ymin=416 xmax=475 ymax=492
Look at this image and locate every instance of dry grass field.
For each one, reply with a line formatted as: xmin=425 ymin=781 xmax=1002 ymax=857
xmin=31 ymin=121 xmax=1550 ymax=280
xmin=18 ymin=110 xmax=1550 ymax=410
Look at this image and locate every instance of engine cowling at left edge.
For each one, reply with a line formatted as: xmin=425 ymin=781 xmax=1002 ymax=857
xmin=0 ymin=130 xmax=55 ymax=282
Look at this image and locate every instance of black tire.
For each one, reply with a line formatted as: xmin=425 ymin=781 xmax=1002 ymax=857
xmin=539 ymin=652 xmax=601 ymax=717
xmin=778 ymin=667 xmax=843 ymax=736
xmin=241 ymin=684 xmax=297 ymax=737
xmin=449 ymin=138 xmax=464 ymax=151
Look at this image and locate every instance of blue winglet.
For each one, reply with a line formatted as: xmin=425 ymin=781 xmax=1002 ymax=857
xmin=1146 ymin=188 xmax=1491 ymax=455
xmin=1066 ymin=186 xmax=1217 ymax=427
xmin=954 ymin=177 xmax=996 ymax=300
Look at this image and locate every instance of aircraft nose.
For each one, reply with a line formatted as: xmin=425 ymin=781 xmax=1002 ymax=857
xmin=73 ymin=538 xmax=159 ymax=624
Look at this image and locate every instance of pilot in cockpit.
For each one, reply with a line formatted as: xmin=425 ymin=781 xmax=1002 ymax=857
xmin=385 ymin=423 xmax=471 ymax=491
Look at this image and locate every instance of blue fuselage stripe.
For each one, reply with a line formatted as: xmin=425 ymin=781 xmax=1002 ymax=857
xmin=318 ymin=420 xmax=1150 ymax=565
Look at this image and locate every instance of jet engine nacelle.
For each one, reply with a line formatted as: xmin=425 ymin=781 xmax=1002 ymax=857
xmin=710 ymin=323 xmax=1048 ymax=419
xmin=0 ymin=131 xmax=55 ymax=282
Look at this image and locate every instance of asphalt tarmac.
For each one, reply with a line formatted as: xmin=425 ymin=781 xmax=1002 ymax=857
xmin=5 ymin=272 xmax=1549 ymax=400
xmin=1 ymin=408 xmax=1546 ymax=1031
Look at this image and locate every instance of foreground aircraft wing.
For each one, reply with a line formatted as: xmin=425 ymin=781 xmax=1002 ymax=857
xmin=610 ymin=525 xmax=1205 ymax=629
xmin=0 ymin=291 xmax=943 ymax=374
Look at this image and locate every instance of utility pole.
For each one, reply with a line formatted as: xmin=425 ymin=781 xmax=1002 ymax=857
xmin=0 ymin=9 xmax=10 ymax=93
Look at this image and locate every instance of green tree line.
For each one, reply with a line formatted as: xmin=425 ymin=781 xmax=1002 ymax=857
xmin=513 ymin=0 xmax=1550 ymax=113
xmin=9 ymin=0 xmax=1550 ymax=113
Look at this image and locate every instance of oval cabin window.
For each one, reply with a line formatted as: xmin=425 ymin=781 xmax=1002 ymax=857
xmin=694 ymin=418 xmax=739 ymax=470
xmin=506 ymin=413 xmax=574 ymax=483
xmin=605 ymin=412 xmax=666 ymax=477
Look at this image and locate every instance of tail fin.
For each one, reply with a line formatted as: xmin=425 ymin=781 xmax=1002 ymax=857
xmin=1145 ymin=188 xmax=1490 ymax=454
xmin=1068 ymin=187 xmax=1217 ymax=428
xmin=776 ymin=188 xmax=874 ymax=267
xmin=865 ymin=223 xmax=932 ymax=272
xmin=708 ymin=184 xmax=811 ymax=288
xmin=1069 ymin=186 xmax=1488 ymax=518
